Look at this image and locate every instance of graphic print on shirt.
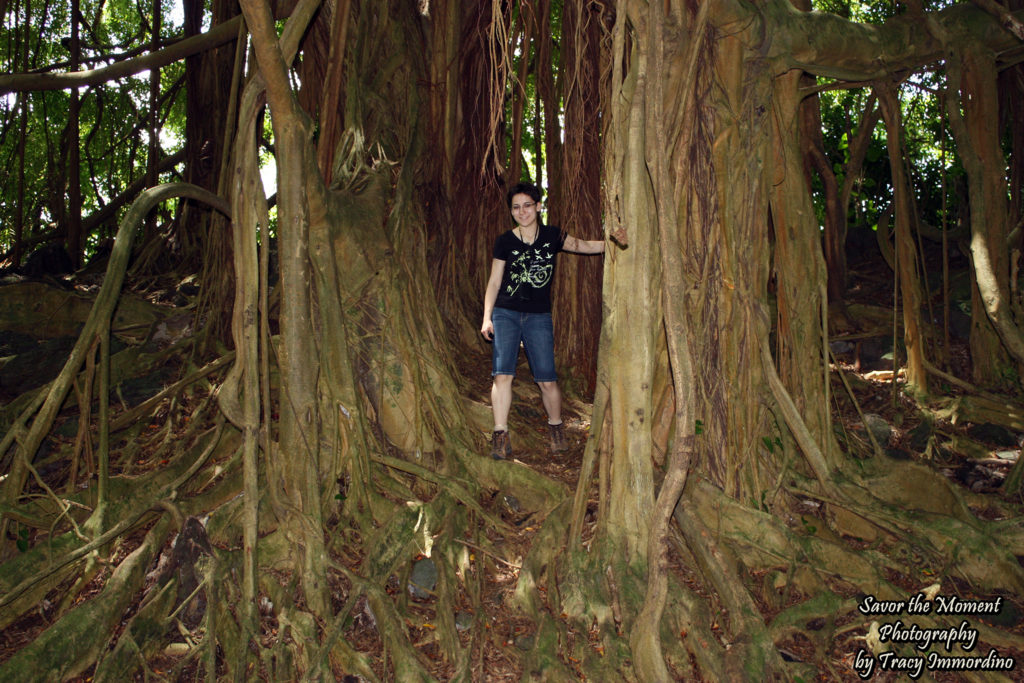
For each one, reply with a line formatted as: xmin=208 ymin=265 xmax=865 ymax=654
xmin=505 ymin=246 xmax=555 ymax=300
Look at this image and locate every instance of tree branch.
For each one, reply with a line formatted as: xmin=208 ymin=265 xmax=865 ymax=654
xmin=81 ymin=150 xmax=186 ymax=235
xmin=757 ymin=1 xmax=1024 ymax=82
xmin=0 ymin=18 xmax=243 ymax=95
xmin=971 ymin=0 xmax=1024 ymax=41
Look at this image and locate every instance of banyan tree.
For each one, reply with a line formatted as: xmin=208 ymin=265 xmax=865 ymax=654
xmin=1 ymin=0 xmax=1023 ymax=679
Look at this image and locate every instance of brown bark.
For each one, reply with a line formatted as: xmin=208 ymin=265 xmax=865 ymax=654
xmin=237 ymin=0 xmax=330 ymax=616
xmin=688 ymin=18 xmax=775 ymax=499
xmin=877 ymin=84 xmax=928 ymax=395
xmin=599 ymin=27 xmax=659 ymax=562
xmin=439 ymin=0 xmax=508 ymax=326
xmin=314 ymin=0 xmax=352 ymax=182
xmin=801 ymin=86 xmax=847 ymax=305
xmin=185 ymin=0 xmax=242 ymax=342
xmin=182 ymin=0 xmax=239 ymax=200
xmin=789 ymin=0 xmax=847 ymax=309
xmin=945 ymin=43 xmax=1024 ymax=385
xmin=595 ymin=1 xmax=784 ymax=675
xmin=628 ymin=1 xmax=702 ymax=677
xmin=552 ymin=0 xmax=609 ymax=393
xmin=770 ymin=69 xmax=838 ymax=466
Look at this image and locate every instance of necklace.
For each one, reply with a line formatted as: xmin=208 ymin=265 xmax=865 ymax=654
xmin=517 ymin=226 xmax=537 ymax=245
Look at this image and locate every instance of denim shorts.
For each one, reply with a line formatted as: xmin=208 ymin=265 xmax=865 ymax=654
xmin=491 ymin=307 xmax=557 ymax=382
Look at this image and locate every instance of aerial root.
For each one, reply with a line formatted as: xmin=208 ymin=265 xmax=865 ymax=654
xmin=93 ymin=571 xmax=181 ymax=682
xmin=0 ymin=531 xmax=89 ymax=631
xmin=657 ymin=570 xmax=730 ymax=680
xmin=690 ymin=480 xmax=890 ymax=594
xmin=670 ymin=466 xmax=1024 ymax=679
xmin=372 ymin=452 xmax=511 ymax=533
xmin=700 ymin=465 xmax=1024 ymax=596
xmin=828 ymin=462 xmax=1024 ymax=595
xmin=364 ymin=580 xmax=436 ymax=682
xmin=457 ymin=448 xmax=569 ymax=519
xmin=514 ymin=499 xmax=577 ymax=682
xmin=674 ymin=502 xmax=787 ymax=680
xmin=305 ymin=566 xmax=380 ymax=680
xmin=0 ymin=514 xmax=175 ymax=681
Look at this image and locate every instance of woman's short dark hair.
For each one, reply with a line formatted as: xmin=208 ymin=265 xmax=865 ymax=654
xmin=507 ymin=182 xmax=542 ymax=208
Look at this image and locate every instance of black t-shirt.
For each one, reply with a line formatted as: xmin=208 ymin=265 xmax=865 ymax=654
xmin=493 ymin=224 xmax=566 ymax=313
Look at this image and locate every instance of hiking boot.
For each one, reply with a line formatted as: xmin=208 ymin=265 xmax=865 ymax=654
xmin=548 ymin=422 xmax=568 ymax=453
xmin=491 ymin=430 xmax=511 ymax=460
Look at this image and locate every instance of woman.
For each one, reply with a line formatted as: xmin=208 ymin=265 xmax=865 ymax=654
xmin=480 ymin=182 xmax=605 ymax=459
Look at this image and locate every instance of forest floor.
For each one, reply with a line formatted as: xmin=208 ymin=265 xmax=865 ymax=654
xmin=2 ymin=247 xmax=1024 ymax=681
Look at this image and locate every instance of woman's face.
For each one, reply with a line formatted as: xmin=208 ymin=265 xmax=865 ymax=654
xmin=510 ymin=193 xmax=540 ymax=229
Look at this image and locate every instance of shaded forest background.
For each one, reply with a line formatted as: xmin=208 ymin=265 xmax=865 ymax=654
xmin=1 ymin=0 xmax=1024 ymax=680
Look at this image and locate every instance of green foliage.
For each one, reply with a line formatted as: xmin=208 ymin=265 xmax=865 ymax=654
xmin=762 ymin=435 xmax=783 ymax=454
xmin=504 ymin=0 xmax=563 ymax=187
xmin=812 ymin=74 xmax=965 ymax=251
xmin=799 ymin=516 xmax=817 ymax=536
xmin=811 ymin=0 xmax=954 ymax=20
xmin=998 ymin=362 xmax=1019 ymax=386
xmin=0 ymin=0 xmax=185 ymax=258
xmin=811 ymin=0 xmax=895 ymax=22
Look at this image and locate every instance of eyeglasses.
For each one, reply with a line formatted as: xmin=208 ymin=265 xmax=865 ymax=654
xmin=512 ymin=202 xmax=536 ymax=211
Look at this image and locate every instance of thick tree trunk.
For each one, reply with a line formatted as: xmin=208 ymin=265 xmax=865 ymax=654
xmin=945 ymin=43 xmax=1024 ymax=387
xmin=878 ymin=84 xmax=929 ymax=395
xmin=237 ymin=0 xmax=330 ymax=616
xmin=688 ymin=14 xmax=776 ymax=500
xmin=771 ymin=69 xmax=837 ymax=464
xmin=598 ymin=24 xmax=658 ymax=562
xmin=577 ymin=0 xmax=784 ymax=677
xmin=185 ymin=0 xmax=242 ymax=340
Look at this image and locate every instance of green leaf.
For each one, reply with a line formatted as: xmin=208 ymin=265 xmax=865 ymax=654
xmin=16 ymin=528 xmax=29 ymax=552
